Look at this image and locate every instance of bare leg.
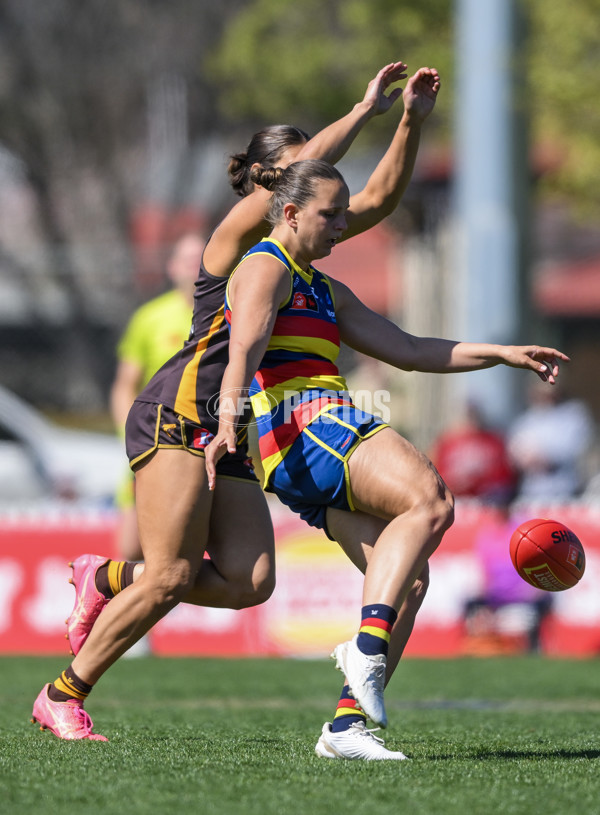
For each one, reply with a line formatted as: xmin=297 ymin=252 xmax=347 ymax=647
xmin=115 ymin=504 xmax=143 ymax=562
xmin=347 ymin=427 xmax=453 ymax=614
xmin=326 ymin=507 xmax=429 ymax=685
xmin=72 ymin=449 xmax=212 ymax=684
xmin=387 ymin=564 xmax=429 ymax=677
xmin=323 ymin=428 xmax=452 ymax=729
xmin=124 ymin=478 xmax=275 ymax=610
xmin=185 ymin=478 xmax=275 ymax=608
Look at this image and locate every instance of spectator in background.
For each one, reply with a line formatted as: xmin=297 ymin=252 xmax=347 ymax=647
xmin=110 ymin=231 xmax=206 ymax=560
xmin=429 ymin=401 xmax=517 ymax=505
xmin=507 ymin=381 xmax=595 ymax=502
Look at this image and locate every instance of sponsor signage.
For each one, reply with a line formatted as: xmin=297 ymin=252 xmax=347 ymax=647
xmin=0 ymin=503 xmax=599 ymax=656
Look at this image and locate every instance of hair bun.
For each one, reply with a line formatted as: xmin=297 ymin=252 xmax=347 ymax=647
xmin=250 ymin=165 xmax=285 ymax=191
xmin=227 ymin=152 xmax=249 ymax=196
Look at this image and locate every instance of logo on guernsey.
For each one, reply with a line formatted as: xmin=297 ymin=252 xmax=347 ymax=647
xmin=192 ymin=428 xmax=214 ymax=450
xmin=292 ymin=293 xmax=306 ymax=309
xmin=292 ymin=291 xmax=318 ymax=311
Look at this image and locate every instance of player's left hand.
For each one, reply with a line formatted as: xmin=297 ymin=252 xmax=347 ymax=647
xmin=403 ymin=67 xmax=441 ymax=121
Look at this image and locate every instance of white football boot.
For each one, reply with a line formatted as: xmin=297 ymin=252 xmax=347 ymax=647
xmin=315 ymin=722 xmax=408 ymax=761
xmin=331 ymin=635 xmax=387 ymax=728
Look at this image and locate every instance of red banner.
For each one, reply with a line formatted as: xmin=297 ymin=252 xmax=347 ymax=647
xmin=0 ymin=502 xmax=598 ymax=657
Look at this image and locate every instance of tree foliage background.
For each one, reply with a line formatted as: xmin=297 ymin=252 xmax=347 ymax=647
xmin=525 ymin=0 xmax=600 ymax=215
xmin=209 ymin=0 xmax=599 ymax=215
xmin=208 ymin=0 xmax=453 ymax=137
xmin=0 ymin=0 xmax=597 ymax=409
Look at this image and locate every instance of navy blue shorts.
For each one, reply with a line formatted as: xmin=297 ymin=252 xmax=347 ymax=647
xmin=268 ymin=403 xmax=387 ymax=538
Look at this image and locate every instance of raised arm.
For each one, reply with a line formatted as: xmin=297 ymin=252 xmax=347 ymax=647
xmin=332 ymin=279 xmax=569 ymax=381
xmin=342 ymin=67 xmax=441 ymax=240
xmin=204 ymin=62 xmax=409 ymax=277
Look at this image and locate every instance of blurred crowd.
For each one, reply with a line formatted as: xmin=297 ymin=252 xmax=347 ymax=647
xmin=429 ymin=385 xmax=597 ymax=655
xmin=429 ymin=382 xmax=597 ymax=507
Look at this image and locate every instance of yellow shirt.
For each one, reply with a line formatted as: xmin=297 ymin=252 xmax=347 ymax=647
xmin=117 ymin=290 xmax=192 ymax=386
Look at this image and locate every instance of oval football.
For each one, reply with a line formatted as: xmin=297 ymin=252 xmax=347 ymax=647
xmin=509 ymin=519 xmax=585 ymax=592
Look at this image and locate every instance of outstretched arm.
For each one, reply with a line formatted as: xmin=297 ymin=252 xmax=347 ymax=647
xmin=342 ymin=66 xmax=441 ymax=240
xmin=332 ymin=279 xmax=569 ymax=381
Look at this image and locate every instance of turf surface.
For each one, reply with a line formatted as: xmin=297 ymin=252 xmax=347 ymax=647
xmin=1 ymin=655 xmax=599 ymax=814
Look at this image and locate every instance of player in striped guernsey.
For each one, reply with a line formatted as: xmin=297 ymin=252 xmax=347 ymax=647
xmin=206 ymin=159 xmax=569 ymax=760
xmin=32 ymin=62 xmax=445 ymax=742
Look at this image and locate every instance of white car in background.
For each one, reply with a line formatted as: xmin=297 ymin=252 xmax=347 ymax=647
xmin=0 ymin=384 xmax=125 ymax=505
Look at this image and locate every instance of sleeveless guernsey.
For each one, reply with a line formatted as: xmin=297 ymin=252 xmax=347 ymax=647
xmin=134 ymin=251 xmax=232 ymax=433
xmin=224 ymin=238 xmax=351 ymax=486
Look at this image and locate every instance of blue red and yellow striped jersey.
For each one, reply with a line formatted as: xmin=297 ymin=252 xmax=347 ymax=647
xmin=225 ymin=238 xmax=350 ymax=485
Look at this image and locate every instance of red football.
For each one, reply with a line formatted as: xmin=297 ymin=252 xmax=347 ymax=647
xmin=509 ymin=518 xmax=585 ymax=591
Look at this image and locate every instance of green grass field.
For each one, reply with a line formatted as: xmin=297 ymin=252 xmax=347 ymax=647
xmin=1 ymin=655 xmax=599 ymax=815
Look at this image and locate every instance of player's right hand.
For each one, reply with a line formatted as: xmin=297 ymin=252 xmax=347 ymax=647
xmin=204 ymin=429 xmax=237 ymax=491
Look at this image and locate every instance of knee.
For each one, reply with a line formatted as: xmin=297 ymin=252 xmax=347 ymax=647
xmin=432 ymin=490 xmax=455 ymax=536
xmin=234 ymin=579 xmax=275 ymax=609
xmin=251 ymin=561 xmax=276 ymax=606
xmin=229 ymin=565 xmax=276 ymax=610
xmin=142 ymin=560 xmax=196 ymax=609
xmin=407 ymin=480 xmax=454 ymax=559
xmin=221 ymin=554 xmax=275 ymax=609
xmin=421 ymin=471 xmax=455 ymax=536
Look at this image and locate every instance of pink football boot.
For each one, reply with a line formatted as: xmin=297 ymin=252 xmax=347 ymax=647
xmin=65 ymin=554 xmax=110 ymax=655
xmin=31 ymin=685 xmax=108 ymax=741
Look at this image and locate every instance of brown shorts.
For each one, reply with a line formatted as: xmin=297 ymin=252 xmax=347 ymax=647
xmin=125 ymin=400 xmax=259 ymax=483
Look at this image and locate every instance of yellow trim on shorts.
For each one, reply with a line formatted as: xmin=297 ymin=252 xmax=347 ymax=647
xmin=129 ymin=405 xmax=201 ymax=470
xmin=343 ymin=423 xmax=388 ymax=509
xmin=303 ymin=426 xmax=346 ymax=462
xmin=302 ymin=414 xmax=388 ymax=513
xmin=128 ymin=405 xmax=256 ymax=486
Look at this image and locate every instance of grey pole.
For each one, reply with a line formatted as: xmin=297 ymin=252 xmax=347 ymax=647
xmin=452 ymin=0 xmax=527 ymax=429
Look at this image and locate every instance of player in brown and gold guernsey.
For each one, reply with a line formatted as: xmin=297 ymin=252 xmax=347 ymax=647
xmin=31 ymin=62 xmax=443 ymax=743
